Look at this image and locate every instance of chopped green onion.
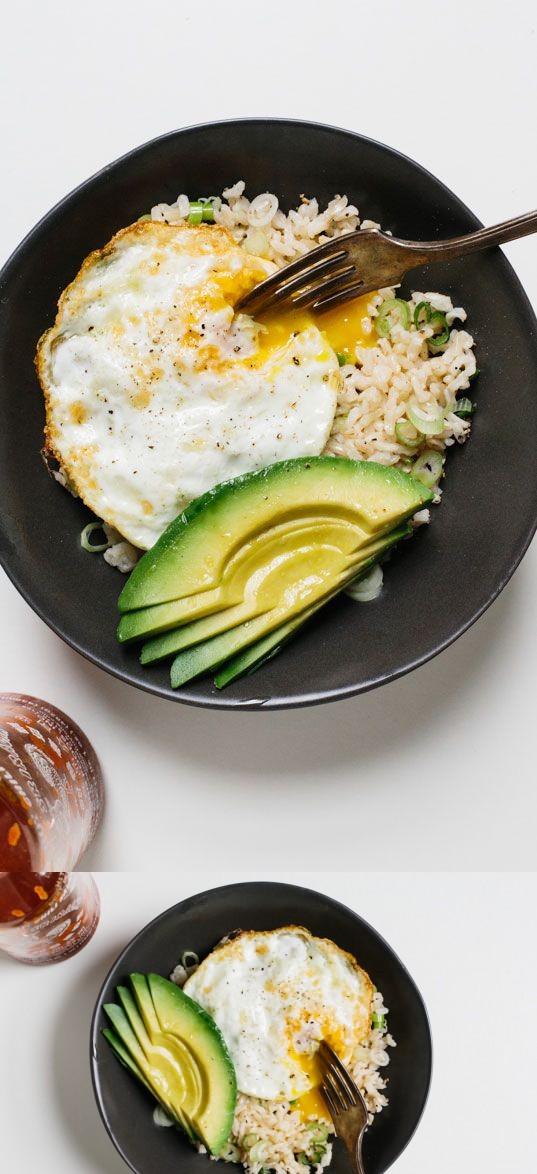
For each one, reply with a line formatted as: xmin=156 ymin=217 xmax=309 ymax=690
xmin=454 ymin=397 xmax=475 ymax=419
xmin=180 ymin=950 xmax=199 ymax=969
xmin=336 ymin=351 xmax=349 ymax=367
xmin=80 ymin=522 xmax=110 ymax=553
xmin=299 ymin=1153 xmax=311 ymax=1166
xmin=306 ymin=1124 xmax=329 ymax=1143
xmin=427 ymin=311 xmax=450 ymax=350
xmin=345 ymin=563 xmax=383 ymax=603
xmin=137 ymin=213 xmax=152 ymax=222
xmin=406 ymin=399 xmax=445 ymax=437
xmin=249 ymin=1140 xmax=269 ymax=1162
xmin=153 ymin=1105 xmax=175 ymax=1127
xmin=312 ymin=1143 xmax=328 ymax=1160
xmin=375 ymin=298 xmax=411 ymax=337
xmin=412 ymin=448 xmax=444 ymax=489
xmin=371 ymin=1012 xmax=387 ymax=1031
xmin=395 ymin=419 xmax=421 ymax=448
xmin=413 ymin=300 xmax=432 ymax=329
xmin=187 ymin=197 xmax=218 ymax=225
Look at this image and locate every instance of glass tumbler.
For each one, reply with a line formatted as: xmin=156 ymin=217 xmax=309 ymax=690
xmin=0 ymin=871 xmax=100 ymax=963
xmin=0 ymin=693 xmax=104 ymax=869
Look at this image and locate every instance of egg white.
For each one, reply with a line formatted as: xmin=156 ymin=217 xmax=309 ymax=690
xmin=183 ymin=926 xmax=374 ymax=1102
xmin=37 ymin=222 xmax=340 ymax=549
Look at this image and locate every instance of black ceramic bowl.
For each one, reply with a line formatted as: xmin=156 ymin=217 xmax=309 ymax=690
xmin=1 ymin=119 xmax=536 ymax=710
xmin=90 ymin=881 xmax=432 ymax=1174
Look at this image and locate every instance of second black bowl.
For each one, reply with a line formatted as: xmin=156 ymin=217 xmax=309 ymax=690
xmin=90 ymin=881 xmax=432 ymax=1174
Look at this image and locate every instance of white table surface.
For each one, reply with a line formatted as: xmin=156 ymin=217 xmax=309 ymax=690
xmin=1 ymin=0 xmax=537 ymax=872
xmin=1 ymin=872 xmax=535 ymax=1174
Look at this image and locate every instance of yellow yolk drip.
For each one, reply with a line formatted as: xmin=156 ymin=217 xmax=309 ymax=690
xmin=256 ymin=292 xmax=377 ymax=362
xmin=291 ymin=1050 xmax=331 ymax=1124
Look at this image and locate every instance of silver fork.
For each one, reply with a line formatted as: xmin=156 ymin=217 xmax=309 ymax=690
xmin=318 ymin=1041 xmax=369 ymax=1174
xmin=238 ymin=209 xmax=537 ymax=316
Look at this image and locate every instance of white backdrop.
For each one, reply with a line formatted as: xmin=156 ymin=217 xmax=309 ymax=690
xmin=1 ymin=0 xmax=536 ymax=871
xmin=0 ymin=872 xmax=535 ymax=1173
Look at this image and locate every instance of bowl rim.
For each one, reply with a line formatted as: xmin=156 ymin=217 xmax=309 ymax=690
xmin=89 ymin=878 xmax=433 ymax=1174
xmin=1 ymin=117 xmax=536 ymax=710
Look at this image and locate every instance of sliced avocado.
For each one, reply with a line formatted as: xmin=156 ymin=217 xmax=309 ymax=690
xmin=129 ymin=973 xmax=162 ymax=1037
xmin=117 ymin=587 xmax=233 ymax=645
xmin=146 ymin=973 xmax=236 ymax=1156
xmin=140 ymin=601 xmax=271 ymax=664
xmin=214 ymin=603 xmax=320 ymax=689
xmin=119 ymin=511 xmax=373 ymax=644
xmin=102 ymin=1027 xmax=153 ymax=1093
xmin=103 ymin=1004 xmax=153 ymax=1079
xmin=126 ymin=975 xmax=203 ymax=1132
xmin=103 ymin=1001 xmax=196 ymax=1138
xmin=118 ymin=457 xmax=432 ymax=613
xmin=139 ymin=518 xmax=368 ymax=663
xmin=213 ymin=524 xmax=410 ymax=688
xmin=170 ymin=524 xmax=411 ymax=688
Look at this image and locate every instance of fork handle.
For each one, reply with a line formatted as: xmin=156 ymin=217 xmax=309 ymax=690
xmin=349 ymin=1133 xmax=366 ymax=1174
xmin=403 ymin=208 xmax=537 ymax=267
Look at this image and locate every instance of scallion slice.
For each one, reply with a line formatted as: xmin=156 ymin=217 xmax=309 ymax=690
xmin=413 ymin=300 xmax=432 ymax=329
xmin=249 ymin=1141 xmax=269 ymax=1162
xmin=336 ymin=351 xmax=349 ymax=367
xmin=306 ymin=1124 xmax=330 ymax=1143
xmin=187 ymin=197 xmax=218 ymax=225
xmin=180 ymin=950 xmax=199 ymax=969
xmin=313 ymin=1143 xmax=328 ymax=1160
xmin=454 ymin=397 xmax=475 ymax=419
xmin=80 ymin=522 xmax=110 ymax=553
xmin=375 ymin=298 xmax=411 ymax=337
xmin=371 ymin=1012 xmax=387 ymax=1031
xmin=427 ymin=310 xmax=450 ymax=350
xmin=298 ymin=1153 xmax=310 ymax=1166
xmin=406 ymin=399 xmax=445 ymax=437
xmin=345 ymin=563 xmax=383 ymax=603
xmin=395 ymin=419 xmax=421 ymax=448
xmin=412 ymin=448 xmax=444 ymax=488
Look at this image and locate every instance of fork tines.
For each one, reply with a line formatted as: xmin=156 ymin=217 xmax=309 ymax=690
xmin=318 ymin=1040 xmax=365 ymax=1114
xmin=238 ymin=240 xmax=355 ymax=316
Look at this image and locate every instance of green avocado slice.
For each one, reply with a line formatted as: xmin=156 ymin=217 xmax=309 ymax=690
xmin=169 ymin=524 xmax=406 ymax=689
xmin=102 ymin=1027 xmax=153 ymax=1093
xmin=143 ymin=522 xmax=409 ymax=666
xmin=118 ymin=508 xmax=379 ymax=644
xmin=116 ymin=983 xmax=202 ymax=1131
xmin=118 ymin=457 xmax=432 ymax=613
xmin=117 ymin=587 xmax=232 ymax=645
xmin=140 ymin=600 xmax=272 ymax=664
xmin=146 ymin=973 xmax=237 ymax=1156
xmin=103 ymin=974 xmax=237 ymax=1156
xmin=213 ymin=524 xmax=409 ymax=688
xmin=102 ymin=1003 xmax=192 ymax=1132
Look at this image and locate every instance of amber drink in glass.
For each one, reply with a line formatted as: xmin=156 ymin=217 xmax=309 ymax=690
xmin=0 ymin=693 xmax=104 ymax=869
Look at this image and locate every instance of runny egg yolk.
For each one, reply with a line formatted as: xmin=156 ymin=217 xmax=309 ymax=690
xmin=291 ymin=1050 xmax=331 ymax=1124
xmin=256 ymin=292 xmax=377 ymax=361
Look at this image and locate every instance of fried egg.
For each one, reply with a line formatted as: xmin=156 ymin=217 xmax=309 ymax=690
xmin=36 ymin=222 xmax=341 ymax=550
xmin=183 ymin=927 xmax=373 ymax=1120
